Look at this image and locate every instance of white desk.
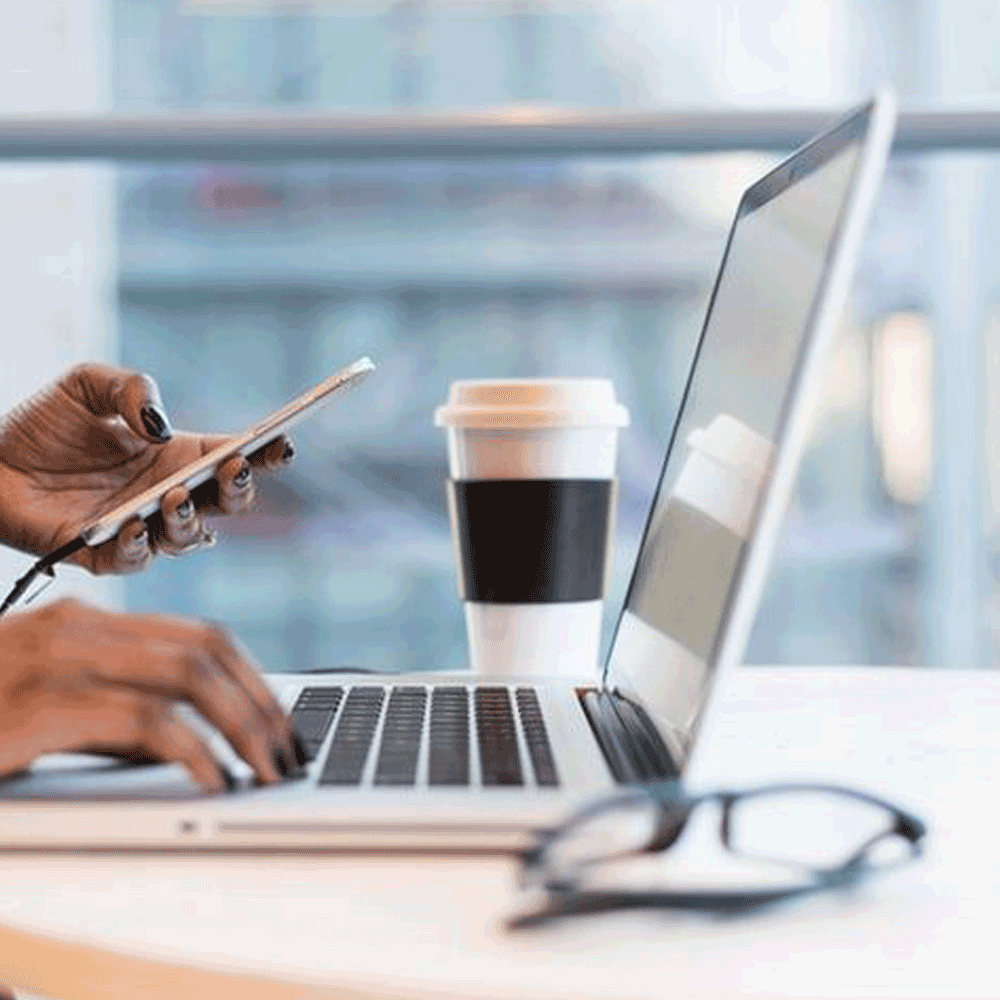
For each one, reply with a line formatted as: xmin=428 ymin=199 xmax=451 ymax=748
xmin=1 ymin=667 xmax=998 ymax=1000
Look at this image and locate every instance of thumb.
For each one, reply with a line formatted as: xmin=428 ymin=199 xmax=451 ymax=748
xmin=61 ymin=362 xmax=174 ymax=444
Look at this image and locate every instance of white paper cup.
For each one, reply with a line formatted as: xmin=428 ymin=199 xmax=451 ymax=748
xmin=435 ymin=379 xmax=629 ymax=678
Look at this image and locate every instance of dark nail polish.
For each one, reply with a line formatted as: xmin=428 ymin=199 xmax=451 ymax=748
xmin=140 ymin=405 xmax=172 ymax=442
xmin=221 ymin=767 xmax=237 ymax=792
xmin=176 ymin=499 xmax=194 ymax=520
xmin=273 ymin=746 xmax=290 ymax=779
xmin=233 ymin=465 xmax=251 ymax=489
xmin=281 ymin=441 xmax=296 ymax=464
xmin=127 ymin=527 xmax=148 ymax=552
xmin=291 ymin=731 xmax=308 ymax=768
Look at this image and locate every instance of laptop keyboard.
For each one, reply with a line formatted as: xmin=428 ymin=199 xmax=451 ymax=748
xmin=291 ymin=683 xmax=559 ymax=789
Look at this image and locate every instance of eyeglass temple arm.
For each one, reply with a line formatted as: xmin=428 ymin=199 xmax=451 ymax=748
xmin=507 ymin=882 xmax=829 ymax=931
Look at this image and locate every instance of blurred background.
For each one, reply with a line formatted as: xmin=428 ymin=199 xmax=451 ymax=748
xmin=1 ymin=0 xmax=998 ymax=672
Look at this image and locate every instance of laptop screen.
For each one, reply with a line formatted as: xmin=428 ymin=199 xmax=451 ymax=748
xmin=605 ymin=109 xmax=870 ymax=759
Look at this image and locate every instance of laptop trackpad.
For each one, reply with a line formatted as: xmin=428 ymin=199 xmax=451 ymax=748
xmin=0 ymin=755 xmax=212 ymax=800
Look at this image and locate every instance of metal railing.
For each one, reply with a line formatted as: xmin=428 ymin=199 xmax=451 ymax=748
xmin=0 ymin=107 xmax=997 ymax=160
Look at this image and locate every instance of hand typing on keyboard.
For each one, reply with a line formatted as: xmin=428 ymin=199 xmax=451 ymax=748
xmin=0 ymin=599 xmax=307 ymax=792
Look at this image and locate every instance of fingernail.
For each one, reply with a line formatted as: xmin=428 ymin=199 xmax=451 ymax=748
xmin=140 ymin=405 xmax=172 ymax=442
xmin=291 ymin=731 xmax=308 ymax=768
xmin=281 ymin=441 xmax=296 ymax=465
xmin=233 ymin=464 xmax=251 ymax=489
xmin=175 ymin=499 xmax=194 ymax=521
xmin=126 ymin=527 xmax=148 ymax=553
xmin=272 ymin=746 xmax=290 ymax=779
xmin=221 ymin=766 xmax=237 ymax=793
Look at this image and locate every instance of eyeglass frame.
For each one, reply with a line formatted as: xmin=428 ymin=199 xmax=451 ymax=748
xmin=510 ymin=781 xmax=926 ymax=930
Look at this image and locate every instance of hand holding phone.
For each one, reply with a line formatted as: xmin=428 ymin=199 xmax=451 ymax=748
xmin=0 ymin=355 xmax=375 ymax=615
xmin=81 ymin=355 xmax=376 ymax=547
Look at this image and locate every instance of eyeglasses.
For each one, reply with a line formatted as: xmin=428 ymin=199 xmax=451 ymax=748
xmin=509 ymin=781 xmax=926 ymax=930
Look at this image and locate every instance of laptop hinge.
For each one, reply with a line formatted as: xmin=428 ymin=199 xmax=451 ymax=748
xmin=576 ymin=688 xmax=680 ymax=784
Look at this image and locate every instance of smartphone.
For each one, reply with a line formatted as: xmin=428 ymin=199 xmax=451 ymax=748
xmin=79 ymin=356 xmax=377 ymax=547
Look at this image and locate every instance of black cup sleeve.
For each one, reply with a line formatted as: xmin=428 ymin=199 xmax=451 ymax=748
xmin=446 ymin=478 xmax=615 ymax=603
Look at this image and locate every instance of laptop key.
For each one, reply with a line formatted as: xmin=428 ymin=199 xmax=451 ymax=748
xmin=375 ymin=687 xmax=427 ymax=786
xmin=293 ymin=686 xmax=344 ymax=705
xmin=475 ymin=687 xmax=523 ymax=786
xmin=291 ymin=687 xmax=343 ymax=762
xmin=428 ymin=686 xmax=469 ymax=786
xmin=318 ymin=686 xmax=386 ymax=786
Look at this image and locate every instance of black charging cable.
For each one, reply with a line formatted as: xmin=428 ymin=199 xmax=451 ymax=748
xmin=0 ymin=537 xmax=88 ymax=617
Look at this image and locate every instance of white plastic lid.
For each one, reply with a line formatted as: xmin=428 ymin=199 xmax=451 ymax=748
xmin=434 ymin=378 xmax=630 ymax=429
xmin=685 ymin=414 xmax=772 ymax=474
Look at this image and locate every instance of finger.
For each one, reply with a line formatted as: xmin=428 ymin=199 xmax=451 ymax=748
xmin=214 ymin=454 xmax=254 ymax=515
xmin=19 ymin=602 xmax=285 ymax=786
xmin=158 ymin=485 xmax=208 ymax=554
xmin=119 ymin=697 xmax=235 ymax=792
xmin=95 ymin=645 xmax=284 ymax=785
xmin=25 ymin=687 xmax=232 ymax=793
xmin=86 ymin=517 xmax=153 ymax=576
xmin=57 ymin=603 xmax=296 ymax=769
xmin=61 ymin=362 xmax=173 ymax=444
xmin=249 ymin=434 xmax=296 ymax=473
xmin=185 ymin=435 xmax=292 ymax=518
xmin=203 ymin=621 xmax=302 ymax=766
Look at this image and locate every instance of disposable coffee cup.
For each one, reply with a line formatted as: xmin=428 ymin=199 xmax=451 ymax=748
xmin=434 ymin=379 xmax=629 ymax=677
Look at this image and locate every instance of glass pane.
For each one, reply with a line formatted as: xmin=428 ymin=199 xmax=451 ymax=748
xmin=728 ymin=789 xmax=896 ymax=869
xmin=542 ymin=796 xmax=667 ymax=878
xmin=103 ymin=0 xmax=1000 ymax=673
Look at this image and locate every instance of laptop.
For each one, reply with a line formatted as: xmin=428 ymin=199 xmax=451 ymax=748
xmin=0 ymin=92 xmax=896 ymax=851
